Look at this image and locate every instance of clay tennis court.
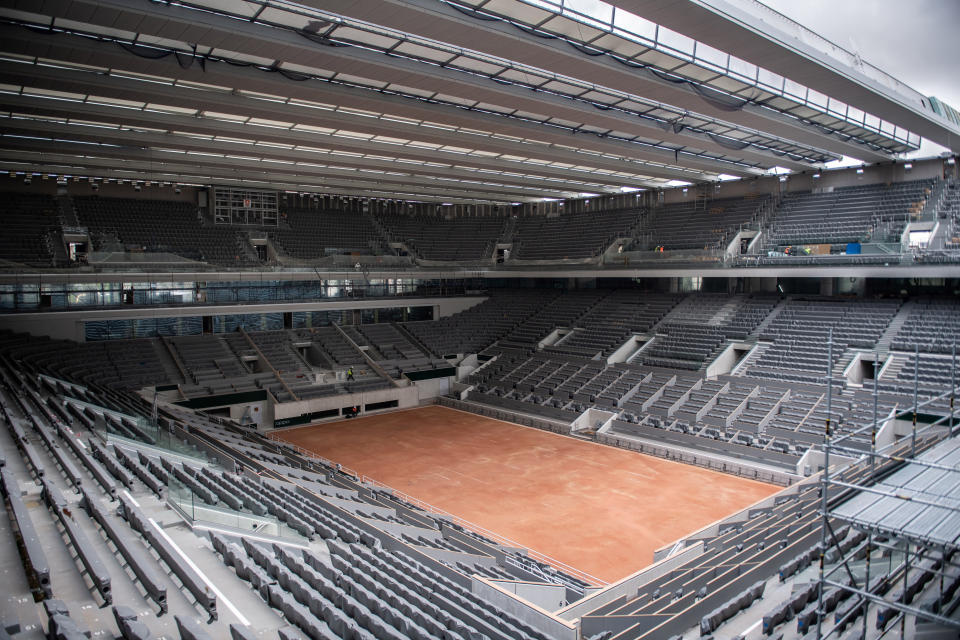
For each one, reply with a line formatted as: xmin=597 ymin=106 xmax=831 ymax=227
xmin=276 ymin=405 xmax=779 ymax=584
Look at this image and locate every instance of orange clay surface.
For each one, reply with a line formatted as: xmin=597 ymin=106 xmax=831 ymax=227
xmin=276 ymin=405 xmax=780 ymax=583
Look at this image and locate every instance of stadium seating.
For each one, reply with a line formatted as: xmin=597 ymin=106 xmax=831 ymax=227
xmin=0 ymin=192 xmax=60 ymax=266
xmin=2 ymin=283 xmax=959 ymax=640
xmin=74 ymin=196 xmax=261 ymax=266
xmin=545 ymin=291 xmax=678 ymax=359
xmin=512 ymin=209 xmax=641 ymax=260
xmin=492 ymin=290 xmax=610 ymax=353
xmin=743 ymin=297 xmax=901 ymax=384
xmin=403 ymin=289 xmax=559 ymax=357
xmin=763 ymin=179 xmax=934 ymax=248
xmin=1 ymin=346 xmax=593 ymax=640
xmin=636 ymin=294 xmax=776 ymax=369
xmin=638 ymin=195 xmax=769 ymax=251
xmin=890 ymin=297 xmax=960 ymax=353
xmin=271 ymin=208 xmax=383 ymax=258
xmin=377 ymin=213 xmax=505 ymax=261
xmin=355 ymin=323 xmax=448 ymax=377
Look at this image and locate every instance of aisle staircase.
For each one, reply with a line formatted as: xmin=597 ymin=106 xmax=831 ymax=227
xmin=874 ymin=299 xmax=914 ymax=352
xmin=56 ymin=194 xmax=80 ymax=226
xmin=749 ymin=296 xmax=789 ymax=338
xmin=393 ymin=322 xmax=441 ymax=359
xmin=878 ymin=353 xmax=907 ymax=381
xmin=831 ymin=349 xmax=858 ymax=381
xmin=707 ymin=297 xmax=741 ymax=326
xmin=157 ymin=335 xmax=190 ymax=384
xmin=730 ymin=343 xmax=771 ymax=377
xmin=499 ymin=215 xmax=518 ymax=245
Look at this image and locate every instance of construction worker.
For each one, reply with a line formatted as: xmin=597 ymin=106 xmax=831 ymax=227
xmin=347 ymin=367 xmax=354 ymax=381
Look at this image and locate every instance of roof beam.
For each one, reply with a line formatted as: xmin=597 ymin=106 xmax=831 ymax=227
xmin=0 ymin=117 xmax=613 ymax=196
xmin=606 ymin=0 xmax=960 ymax=152
xmin=0 ymin=1 xmax=809 ymax=171
xmin=0 ymin=96 xmax=640 ymax=189
xmin=0 ymin=140 xmax=573 ymax=200
xmin=297 ymin=0 xmax=889 ymax=163
xmin=0 ymin=49 xmax=746 ymax=181
xmin=0 ymin=151 xmax=523 ymax=202
xmin=1 ymin=156 xmax=497 ymax=203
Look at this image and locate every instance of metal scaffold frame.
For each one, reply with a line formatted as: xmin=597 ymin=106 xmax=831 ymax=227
xmin=814 ymin=334 xmax=960 ymax=639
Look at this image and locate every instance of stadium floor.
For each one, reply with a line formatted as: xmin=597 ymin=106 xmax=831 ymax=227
xmin=275 ymin=405 xmax=780 ymax=583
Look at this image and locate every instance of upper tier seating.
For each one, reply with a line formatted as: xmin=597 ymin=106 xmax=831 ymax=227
xmin=640 ymin=195 xmax=768 ymax=251
xmin=512 ymin=209 xmax=640 ymax=259
xmin=271 ymin=208 xmax=381 ymax=258
xmin=940 ymin=180 xmax=960 ymax=248
xmin=765 ymin=179 xmax=934 ymax=247
xmin=74 ymin=196 xmax=259 ymax=266
xmin=377 ymin=213 xmax=506 ymax=261
xmin=0 ymin=192 xmax=59 ymax=266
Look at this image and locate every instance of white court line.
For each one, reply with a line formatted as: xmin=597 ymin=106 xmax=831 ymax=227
xmin=147 ymin=516 xmax=250 ymax=626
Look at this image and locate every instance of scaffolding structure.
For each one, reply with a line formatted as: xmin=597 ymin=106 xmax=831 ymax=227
xmin=814 ymin=334 xmax=960 ymax=639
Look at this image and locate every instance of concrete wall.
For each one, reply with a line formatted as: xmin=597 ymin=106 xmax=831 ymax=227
xmin=455 ymin=354 xmax=479 ymax=379
xmin=483 ymin=579 xmax=567 ymax=612
xmin=796 ymin=447 xmax=859 ymax=476
xmin=470 ymin=577 xmax=578 ymax=640
xmin=228 ymin=400 xmax=270 ymax=428
xmin=607 ymin=335 xmax=645 ymax=364
xmin=555 ymin=542 xmax=704 ymax=622
xmin=272 ymin=385 xmax=419 ymax=423
xmin=572 ymin=408 xmax=616 ymax=432
xmin=705 ymin=342 xmax=743 ymax=378
xmin=411 ymin=377 xmax=450 ymax=402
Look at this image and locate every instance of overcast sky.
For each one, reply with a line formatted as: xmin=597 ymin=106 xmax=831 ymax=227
xmin=758 ymin=0 xmax=959 ymax=159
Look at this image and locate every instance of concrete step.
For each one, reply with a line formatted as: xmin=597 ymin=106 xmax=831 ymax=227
xmin=875 ymin=299 xmax=913 ymax=350
xmin=749 ymin=297 xmax=790 ymax=338
xmin=731 ymin=342 xmax=771 ymax=377
xmin=707 ymin=296 xmax=743 ymax=326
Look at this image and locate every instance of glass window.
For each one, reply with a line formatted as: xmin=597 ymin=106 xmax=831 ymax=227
xmin=806 ymin=89 xmax=828 ymax=109
xmin=756 ymin=67 xmax=782 ymax=91
xmin=656 ymin=26 xmax=695 ymax=59
xmin=694 ymin=41 xmax=728 ymax=72
xmin=612 ymin=9 xmax=656 ymax=41
xmin=563 ymin=0 xmax=613 ymax=25
xmin=783 ymin=78 xmax=806 ymax=100
xmin=826 ymin=97 xmax=847 ymax=118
